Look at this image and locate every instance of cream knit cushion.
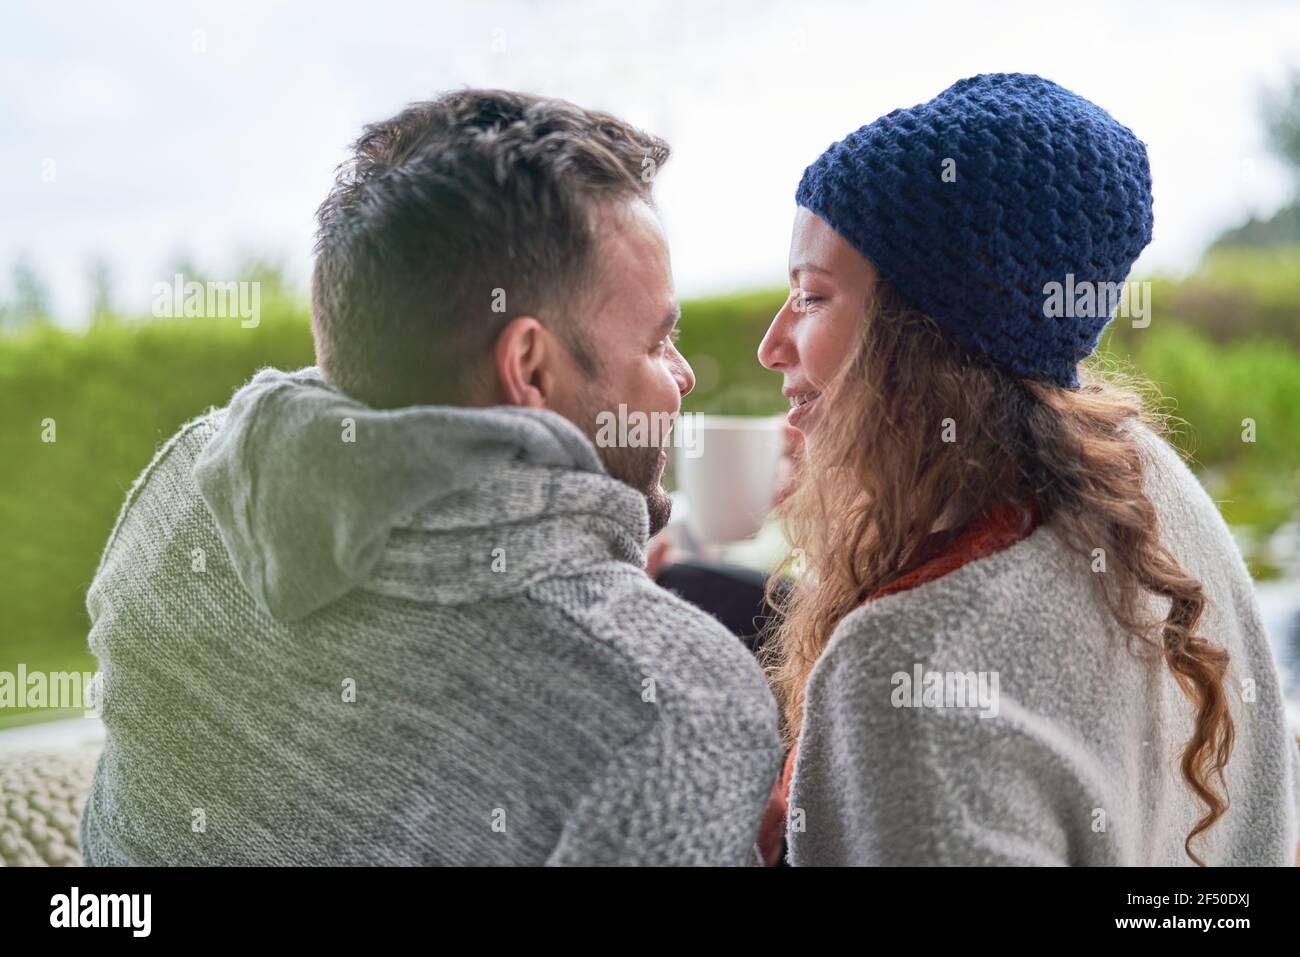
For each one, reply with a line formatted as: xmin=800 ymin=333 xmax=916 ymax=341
xmin=0 ymin=745 xmax=99 ymax=867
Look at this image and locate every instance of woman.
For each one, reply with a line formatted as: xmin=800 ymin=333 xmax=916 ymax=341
xmin=758 ymin=73 xmax=1300 ymax=866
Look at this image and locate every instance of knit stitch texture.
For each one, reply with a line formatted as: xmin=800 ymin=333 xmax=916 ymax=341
xmin=79 ymin=367 xmax=782 ymax=865
xmin=796 ymin=73 xmax=1154 ymax=386
xmin=1 ymin=746 xmax=98 ymax=866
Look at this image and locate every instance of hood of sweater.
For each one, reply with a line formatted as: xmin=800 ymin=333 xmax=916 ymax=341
xmin=192 ymin=366 xmax=649 ymax=622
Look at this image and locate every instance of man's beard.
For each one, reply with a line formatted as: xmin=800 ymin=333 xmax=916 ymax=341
xmin=598 ymin=442 xmax=672 ymax=536
xmin=575 ymin=387 xmax=673 ymax=537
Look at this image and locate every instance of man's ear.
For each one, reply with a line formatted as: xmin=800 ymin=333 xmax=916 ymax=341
xmin=494 ymin=316 xmax=557 ymax=408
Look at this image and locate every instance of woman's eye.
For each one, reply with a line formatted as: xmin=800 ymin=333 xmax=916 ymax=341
xmin=793 ymin=290 xmax=823 ymax=312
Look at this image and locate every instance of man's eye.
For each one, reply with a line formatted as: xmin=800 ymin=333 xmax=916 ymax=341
xmin=654 ymin=329 xmax=681 ymax=353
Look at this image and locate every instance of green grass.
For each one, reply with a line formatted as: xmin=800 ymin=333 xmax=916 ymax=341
xmin=1 ymin=254 xmax=1297 ymax=722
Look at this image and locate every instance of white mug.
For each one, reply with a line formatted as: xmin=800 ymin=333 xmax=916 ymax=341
xmin=672 ymin=414 xmax=785 ymax=545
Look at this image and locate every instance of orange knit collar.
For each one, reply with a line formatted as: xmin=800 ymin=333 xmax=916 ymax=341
xmin=871 ymin=502 xmax=1041 ymax=602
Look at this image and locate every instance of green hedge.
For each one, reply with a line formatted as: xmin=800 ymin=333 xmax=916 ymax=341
xmin=0 ymin=303 xmax=314 ymax=725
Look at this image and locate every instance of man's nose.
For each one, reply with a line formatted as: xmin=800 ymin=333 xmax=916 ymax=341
xmin=675 ymin=352 xmax=696 ymax=398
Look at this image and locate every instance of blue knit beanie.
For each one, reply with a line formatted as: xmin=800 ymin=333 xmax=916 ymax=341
xmin=796 ymin=73 xmax=1153 ymax=387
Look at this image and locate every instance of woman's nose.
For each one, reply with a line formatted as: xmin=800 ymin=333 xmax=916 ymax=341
xmin=758 ymin=299 xmax=795 ymax=371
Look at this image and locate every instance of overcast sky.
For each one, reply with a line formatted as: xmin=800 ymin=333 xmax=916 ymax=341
xmin=3 ymin=0 xmax=1299 ymax=326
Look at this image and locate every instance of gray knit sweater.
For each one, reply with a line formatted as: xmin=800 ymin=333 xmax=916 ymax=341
xmin=787 ymin=423 xmax=1300 ymax=865
xmin=80 ymin=367 xmax=782 ymax=865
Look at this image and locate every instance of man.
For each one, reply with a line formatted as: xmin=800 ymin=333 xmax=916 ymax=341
xmin=79 ymin=90 xmax=782 ymax=865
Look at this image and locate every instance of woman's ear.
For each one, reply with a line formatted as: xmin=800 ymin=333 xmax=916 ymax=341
xmin=493 ymin=315 xmax=555 ymax=408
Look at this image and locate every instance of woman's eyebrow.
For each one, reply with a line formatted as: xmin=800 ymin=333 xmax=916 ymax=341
xmin=790 ymin=263 xmax=833 ymax=281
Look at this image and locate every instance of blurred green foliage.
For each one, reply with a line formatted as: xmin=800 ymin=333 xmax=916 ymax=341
xmin=0 ymin=299 xmax=314 ymax=726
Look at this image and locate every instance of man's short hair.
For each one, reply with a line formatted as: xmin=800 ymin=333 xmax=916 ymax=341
xmin=311 ymin=89 xmax=670 ymax=408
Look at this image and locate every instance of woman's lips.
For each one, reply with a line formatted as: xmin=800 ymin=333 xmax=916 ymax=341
xmin=787 ymin=390 xmax=822 ymax=429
